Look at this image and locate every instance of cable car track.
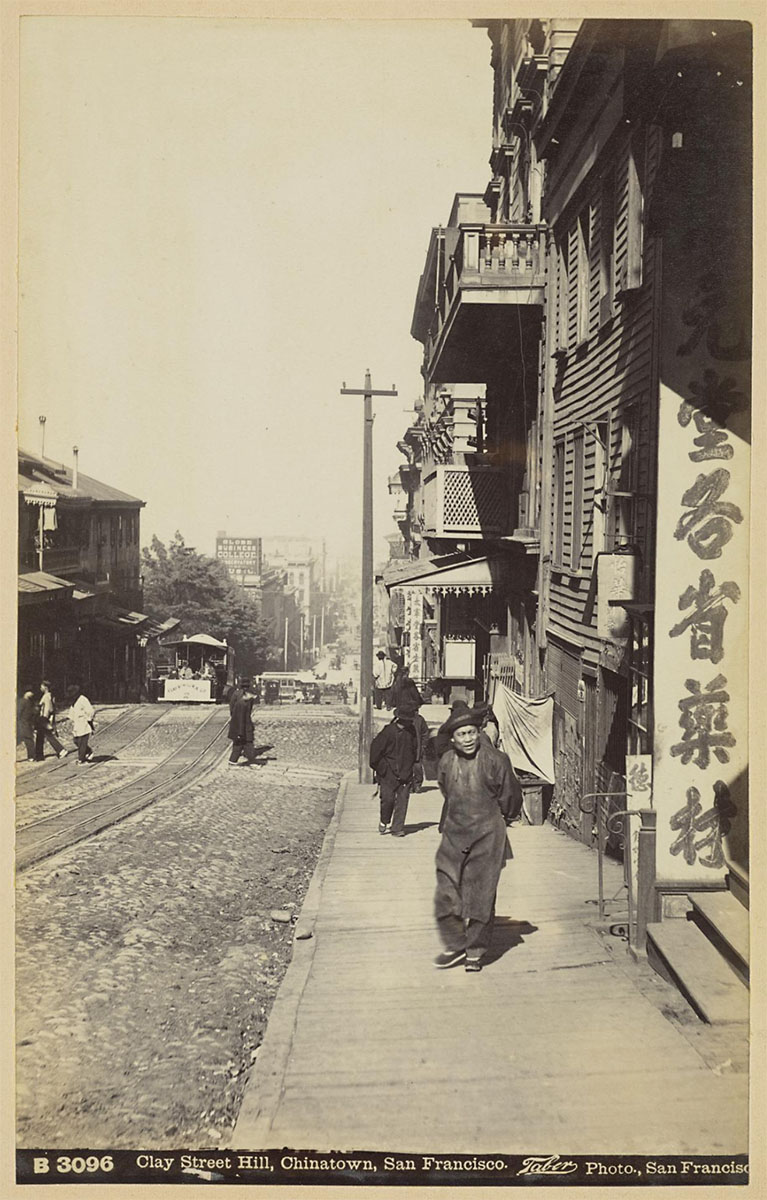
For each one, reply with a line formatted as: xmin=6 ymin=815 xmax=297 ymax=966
xmin=15 ymin=705 xmax=172 ymax=798
xmin=16 ymin=707 xmax=230 ymax=872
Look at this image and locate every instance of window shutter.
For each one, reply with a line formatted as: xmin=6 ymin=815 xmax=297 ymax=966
xmin=588 ymin=199 xmax=601 ymax=335
xmin=615 ymin=137 xmax=643 ymax=295
xmin=567 ymin=224 xmax=579 ymax=348
xmin=614 ymin=140 xmax=631 ymax=293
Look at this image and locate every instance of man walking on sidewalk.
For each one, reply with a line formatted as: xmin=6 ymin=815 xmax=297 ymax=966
xmin=372 ymin=650 xmax=396 ymax=710
xmin=369 ymin=699 xmax=421 ymax=836
xmin=433 ymin=706 xmax=519 ymax=973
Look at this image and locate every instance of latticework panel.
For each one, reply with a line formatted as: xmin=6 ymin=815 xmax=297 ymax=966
xmin=442 ymin=468 xmax=506 ymax=534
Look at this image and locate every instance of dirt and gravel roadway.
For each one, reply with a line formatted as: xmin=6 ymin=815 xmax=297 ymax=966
xmin=15 ymin=703 xmax=358 ymax=1150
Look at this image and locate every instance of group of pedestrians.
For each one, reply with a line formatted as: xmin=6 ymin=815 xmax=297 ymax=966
xmin=16 ymin=680 xmax=96 ymax=766
xmin=369 ymin=666 xmax=523 ymax=975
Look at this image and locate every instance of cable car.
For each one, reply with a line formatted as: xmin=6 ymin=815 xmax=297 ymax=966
xmin=152 ymin=634 xmax=234 ymax=702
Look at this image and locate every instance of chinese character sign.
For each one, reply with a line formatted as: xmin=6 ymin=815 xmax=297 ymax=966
xmin=653 ymin=219 xmax=749 ymax=885
xmin=625 ymin=754 xmax=652 ymax=900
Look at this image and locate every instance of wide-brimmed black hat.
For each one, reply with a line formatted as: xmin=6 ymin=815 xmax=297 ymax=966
xmin=442 ymin=706 xmax=483 ymax=737
xmin=395 ymin=699 xmax=419 ymax=720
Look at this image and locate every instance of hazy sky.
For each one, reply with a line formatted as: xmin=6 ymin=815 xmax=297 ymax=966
xmin=18 ymin=16 xmax=492 ymax=563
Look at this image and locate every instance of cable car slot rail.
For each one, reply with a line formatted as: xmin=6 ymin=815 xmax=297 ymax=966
xmin=16 ymin=707 xmax=230 ymax=871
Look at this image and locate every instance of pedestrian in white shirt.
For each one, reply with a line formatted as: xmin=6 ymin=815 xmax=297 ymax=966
xmin=372 ymin=651 xmax=396 ymax=710
xmin=67 ymin=684 xmax=95 ymax=765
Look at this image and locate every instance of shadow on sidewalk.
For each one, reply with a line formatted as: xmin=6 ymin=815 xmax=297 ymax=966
xmin=483 ymin=917 xmax=539 ymax=967
xmin=399 ymin=820 xmax=438 ymax=836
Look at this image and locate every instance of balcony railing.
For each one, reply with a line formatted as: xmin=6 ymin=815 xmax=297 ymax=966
xmin=43 ymin=546 xmax=84 ymax=573
xmin=19 ymin=545 xmax=83 ymax=574
xmin=422 ymin=464 xmax=509 ymax=538
xmin=426 ymin=222 xmax=547 ymax=365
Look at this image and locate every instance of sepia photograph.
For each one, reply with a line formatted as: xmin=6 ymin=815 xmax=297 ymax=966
xmin=4 ymin=2 xmax=759 ymax=1192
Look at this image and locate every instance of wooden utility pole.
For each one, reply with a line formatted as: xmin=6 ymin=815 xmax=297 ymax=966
xmin=341 ymin=370 xmax=397 ymax=782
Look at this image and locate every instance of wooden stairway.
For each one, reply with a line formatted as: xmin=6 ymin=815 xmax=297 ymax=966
xmin=646 ymin=866 xmax=749 ymax=1025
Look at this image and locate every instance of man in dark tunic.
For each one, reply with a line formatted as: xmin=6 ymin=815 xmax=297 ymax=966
xmin=390 ymin=665 xmax=424 ymax=713
xmin=227 ymin=683 xmax=258 ymax=766
xmin=369 ymin=700 xmax=422 ymax=836
xmin=434 ymin=707 xmax=521 ymax=972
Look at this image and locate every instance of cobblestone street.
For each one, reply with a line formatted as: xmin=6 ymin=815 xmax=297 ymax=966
xmin=15 ymin=703 xmax=357 ymax=1149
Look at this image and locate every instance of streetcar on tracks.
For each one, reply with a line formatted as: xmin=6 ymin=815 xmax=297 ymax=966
xmin=148 ymin=633 xmax=234 ymax=702
xmin=258 ymin=673 xmax=322 ymax=704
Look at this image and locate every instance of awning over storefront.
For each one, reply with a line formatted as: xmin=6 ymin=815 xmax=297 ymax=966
xmin=142 ymin=615 xmax=181 ymax=641
xmin=115 ymin=610 xmax=150 ymax=628
xmin=18 ymin=571 xmax=75 ymax=605
xmin=383 ymin=555 xmax=506 ymax=597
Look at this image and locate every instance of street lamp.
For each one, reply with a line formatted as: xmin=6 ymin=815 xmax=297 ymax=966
xmin=341 ymin=370 xmax=397 ymax=782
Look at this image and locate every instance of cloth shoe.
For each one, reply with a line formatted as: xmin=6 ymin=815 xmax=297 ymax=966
xmin=465 ymin=958 xmax=483 ymax=973
xmin=433 ymin=949 xmax=466 ymax=969
xmin=378 ymin=822 xmax=389 ymax=834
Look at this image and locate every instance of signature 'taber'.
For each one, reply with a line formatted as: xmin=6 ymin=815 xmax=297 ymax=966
xmin=517 ymin=1155 xmax=578 ymax=1176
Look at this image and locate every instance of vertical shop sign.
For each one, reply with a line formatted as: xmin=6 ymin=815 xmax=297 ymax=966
xmin=625 ymin=754 xmax=652 ymax=903
xmin=653 ymin=224 xmax=750 ymax=884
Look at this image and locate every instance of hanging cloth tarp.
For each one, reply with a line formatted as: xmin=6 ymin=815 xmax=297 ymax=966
xmin=491 ymin=680 xmax=555 ymax=784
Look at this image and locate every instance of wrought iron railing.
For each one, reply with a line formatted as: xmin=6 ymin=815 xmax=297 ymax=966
xmin=579 ymin=791 xmax=657 ymax=950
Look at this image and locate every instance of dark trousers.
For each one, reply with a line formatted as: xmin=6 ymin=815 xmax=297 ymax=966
xmin=374 ymin=686 xmax=393 ymax=710
xmin=379 ymin=776 xmax=411 ymax=834
xmin=74 ymin=734 xmax=91 ymax=763
xmin=35 ymin=725 xmax=65 ymax=760
xmin=436 ymin=908 xmax=495 ymax=962
xmin=20 ymin=734 xmax=36 ymax=760
xmin=229 ymin=740 xmax=257 ymax=764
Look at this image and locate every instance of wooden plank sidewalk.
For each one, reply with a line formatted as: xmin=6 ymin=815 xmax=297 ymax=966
xmin=233 ymin=776 xmax=748 ymax=1155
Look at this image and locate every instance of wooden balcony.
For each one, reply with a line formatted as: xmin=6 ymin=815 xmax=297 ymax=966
xmin=18 ymin=545 xmax=83 ymax=575
xmin=422 ymin=464 xmax=509 ymax=538
xmin=43 ymin=545 xmax=84 ymax=574
xmin=420 ymin=223 xmax=546 ymax=383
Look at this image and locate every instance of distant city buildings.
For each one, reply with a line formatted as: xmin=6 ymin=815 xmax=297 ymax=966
xmin=215 ymin=532 xmax=334 ymax=669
